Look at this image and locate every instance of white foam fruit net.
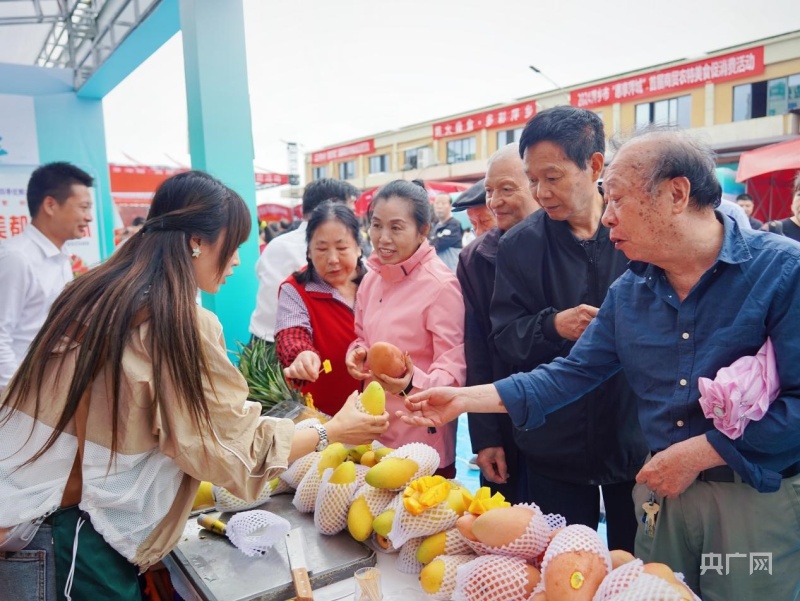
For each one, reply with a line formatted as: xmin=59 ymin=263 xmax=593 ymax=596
xmin=533 ymin=524 xmax=612 ymax=598
xmin=314 ymin=467 xmax=360 ymax=535
xmin=462 ymin=503 xmax=563 ymax=564
xmin=395 ymin=536 xmax=425 ymax=574
xmin=354 ymin=483 xmax=398 ymax=517
xmin=212 ymin=476 xmax=293 ymax=513
xmin=225 ymin=510 xmax=291 ymax=557
xmin=388 ymin=497 xmax=460 ymax=548
xmin=281 ymin=451 xmax=319 ymax=490
xmin=380 ymin=443 xmax=441 ymax=490
xmin=452 ymin=554 xmax=539 ymax=601
xmin=593 ymin=560 xmax=701 ymax=601
xmin=425 ymin=554 xmax=476 ymax=601
xmin=292 ymin=455 xmax=324 ymax=513
xmin=442 ymin=527 xmax=475 ymax=556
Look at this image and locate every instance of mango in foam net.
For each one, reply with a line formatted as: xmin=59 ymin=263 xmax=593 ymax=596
xmin=402 ymin=475 xmax=468 ymax=516
xmin=365 ymin=457 xmax=419 ymax=489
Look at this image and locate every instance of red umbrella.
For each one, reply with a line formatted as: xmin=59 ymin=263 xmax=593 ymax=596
xmin=354 ymin=181 xmax=471 ymax=217
xmin=735 ymin=138 xmax=800 ymax=222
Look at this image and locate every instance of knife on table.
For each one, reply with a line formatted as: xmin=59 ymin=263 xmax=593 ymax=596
xmin=285 ymin=528 xmax=314 ymax=601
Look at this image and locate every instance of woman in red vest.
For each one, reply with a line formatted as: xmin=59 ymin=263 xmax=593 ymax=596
xmin=275 ymin=201 xmax=365 ymax=416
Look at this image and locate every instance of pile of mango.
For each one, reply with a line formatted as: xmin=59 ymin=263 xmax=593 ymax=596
xmin=193 ymin=381 xmax=697 ymax=601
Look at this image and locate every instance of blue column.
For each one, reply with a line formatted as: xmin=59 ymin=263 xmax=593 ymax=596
xmin=35 ymin=93 xmax=115 ymax=259
xmin=178 ymin=0 xmax=259 ymax=355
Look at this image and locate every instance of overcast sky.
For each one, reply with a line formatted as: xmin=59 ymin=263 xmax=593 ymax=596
xmin=102 ymin=0 xmax=800 ymax=179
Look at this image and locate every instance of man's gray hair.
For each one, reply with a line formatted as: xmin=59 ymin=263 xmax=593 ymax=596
xmin=609 ymin=126 xmax=721 ymax=209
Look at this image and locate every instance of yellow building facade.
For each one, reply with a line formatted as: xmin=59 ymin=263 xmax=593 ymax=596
xmin=305 ymin=30 xmax=800 ymax=188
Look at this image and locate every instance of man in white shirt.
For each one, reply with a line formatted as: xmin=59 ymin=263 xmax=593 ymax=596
xmin=248 ymin=178 xmax=359 ymax=343
xmin=0 ymin=162 xmax=94 ymax=392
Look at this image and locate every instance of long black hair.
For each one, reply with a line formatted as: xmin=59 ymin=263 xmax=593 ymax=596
xmin=2 ymin=170 xmax=251 ymax=463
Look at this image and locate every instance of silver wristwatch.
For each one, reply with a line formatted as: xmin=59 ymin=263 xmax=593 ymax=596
xmin=312 ymin=423 xmax=329 ymax=452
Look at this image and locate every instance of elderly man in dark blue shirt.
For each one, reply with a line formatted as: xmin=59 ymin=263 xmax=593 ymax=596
xmin=400 ymin=129 xmax=800 ymax=601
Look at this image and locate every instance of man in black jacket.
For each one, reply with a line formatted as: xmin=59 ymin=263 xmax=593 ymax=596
xmin=456 ymin=145 xmax=539 ymax=503
xmin=490 ymin=106 xmax=647 ymax=551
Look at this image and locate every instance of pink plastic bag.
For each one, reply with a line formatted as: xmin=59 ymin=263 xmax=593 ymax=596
xmin=697 ymin=338 xmax=780 ymax=439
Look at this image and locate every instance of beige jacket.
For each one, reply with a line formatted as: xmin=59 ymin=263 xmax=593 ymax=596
xmin=0 ymin=306 xmax=294 ymax=570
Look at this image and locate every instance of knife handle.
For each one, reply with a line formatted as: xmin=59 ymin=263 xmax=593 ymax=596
xmin=291 ymin=567 xmax=314 ymax=601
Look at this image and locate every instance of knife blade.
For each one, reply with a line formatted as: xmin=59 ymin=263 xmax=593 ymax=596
xmin=285 ymin=528 xmax=314 ymax=601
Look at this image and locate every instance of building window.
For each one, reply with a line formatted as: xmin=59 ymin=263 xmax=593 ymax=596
xmin=733 ymin=74 xmax=800 ymax=121
xmin=497 ymin=127 xmax=523 ymax=147
xmin=446 ymin=137 xmax=476 ymax=164
xmin=369 ymin=154 xmax=390 ymax=174
xmin=338 ymin=160 xmax=356 ymax=180
xmin=635 ymin=95 xmax=691 ymax=129
xmin=312 ymin=166 xmax=327 ymax=180
xmin=403 ymin=147 xmax=423 ymax=170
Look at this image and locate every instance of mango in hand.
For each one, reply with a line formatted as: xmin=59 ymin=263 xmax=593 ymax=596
xmin=360 ymin=381 xmax=386 ymax=415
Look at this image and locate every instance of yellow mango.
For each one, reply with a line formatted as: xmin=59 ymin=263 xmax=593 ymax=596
xmin=446 ymin=486 xmax=471 ymax=515
xmin=360 ymin=381 xmax=386 ymax=416
xmin=192 ymin=481 xmax=215 ymax=511
xmin=348 ymin=444 xmax=371 ymax=463
xmin=416 ymin=531 xmax=447 ymax=565
xmin=347 ymin=496 xmax=374 ymax=541
xmin=359 ymin=450 xmax=378 ymax=467
xmin=419 ymin=558 xmax=446 ymax=594
xmin=329 ymin=461 xmax=357 ymax=485
xmin=365 ymin=457 xmax=419 ymax=490
xmin=373 ymin=447 xmax=395 ymax=461
xmin=317 ymin=442 xmax=348 ymax=475
xmin=372 ymin=509 xmax=395 ymax=537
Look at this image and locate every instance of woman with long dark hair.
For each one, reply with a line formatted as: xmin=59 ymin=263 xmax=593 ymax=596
xmin=0 ymin=171 xmax=387 ymax=601
xmin=275 ymin=201 xmax=365 ymax=416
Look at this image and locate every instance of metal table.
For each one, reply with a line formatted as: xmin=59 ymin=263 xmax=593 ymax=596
xmin=165 ymin=494 xmax=376 ymax=601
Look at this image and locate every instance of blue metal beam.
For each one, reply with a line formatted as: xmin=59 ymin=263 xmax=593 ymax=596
xmin=78 ymin=0 xmax=180 ymax=99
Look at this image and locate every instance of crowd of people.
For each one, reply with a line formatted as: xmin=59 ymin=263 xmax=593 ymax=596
xmin=1 ymin=107 xmax=799 ymax=601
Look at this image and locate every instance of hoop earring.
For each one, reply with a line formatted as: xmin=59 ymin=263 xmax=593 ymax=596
xmin=192 ymin=246 xmax=201 ymax=258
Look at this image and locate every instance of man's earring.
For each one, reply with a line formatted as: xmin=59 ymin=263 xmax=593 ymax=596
xmin=192 ymin=246 xmax=201 ymax=258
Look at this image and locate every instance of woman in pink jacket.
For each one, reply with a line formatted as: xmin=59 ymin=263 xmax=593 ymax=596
xmin=346 ymin=180 xmax=465 ymax=477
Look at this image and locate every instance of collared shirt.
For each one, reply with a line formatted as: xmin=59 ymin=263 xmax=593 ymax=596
xmin=248 ymin=222 xmax=308 ymax=341
xmin=0 ymin=225 xmax=73 ymax=391
xmin=496 ymin=213 xmax=800 ymax=492
xmin=274 ymin=269 xmax=354 ymax=336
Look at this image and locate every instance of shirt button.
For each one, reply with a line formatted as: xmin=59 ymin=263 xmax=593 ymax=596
xmin=682 ymin=332 xmax=690 ymax=340
xmin=676 ymin=420 xmax=685 ymax=427
xmin=680 ymin=378 xmax=688 ymax=386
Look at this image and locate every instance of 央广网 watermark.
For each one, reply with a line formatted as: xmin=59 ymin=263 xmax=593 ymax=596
xmin=700 ymin=552 xmax=772 ymax=576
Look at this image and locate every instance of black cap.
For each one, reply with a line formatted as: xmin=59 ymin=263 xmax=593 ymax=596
xmin=452 ymin=179 xmax=486 ymax=212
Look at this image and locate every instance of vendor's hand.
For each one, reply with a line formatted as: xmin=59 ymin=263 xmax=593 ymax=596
xmin=476 ymin=447 xmax=508 ymax=484
xmin=554 ymin=304 xmax=599 ymax=341
xmin=375 ymin=353 xmax=414 ymax=395
xmin=326 ymin=390 xmax=389 ymax=445
xmin=346 ymin=346 xmax=371 ymax=381
xmin=636 ymin=436 xmax=724 ymax=498
xmin=283 ymin=350 xmax=321 ymax=382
